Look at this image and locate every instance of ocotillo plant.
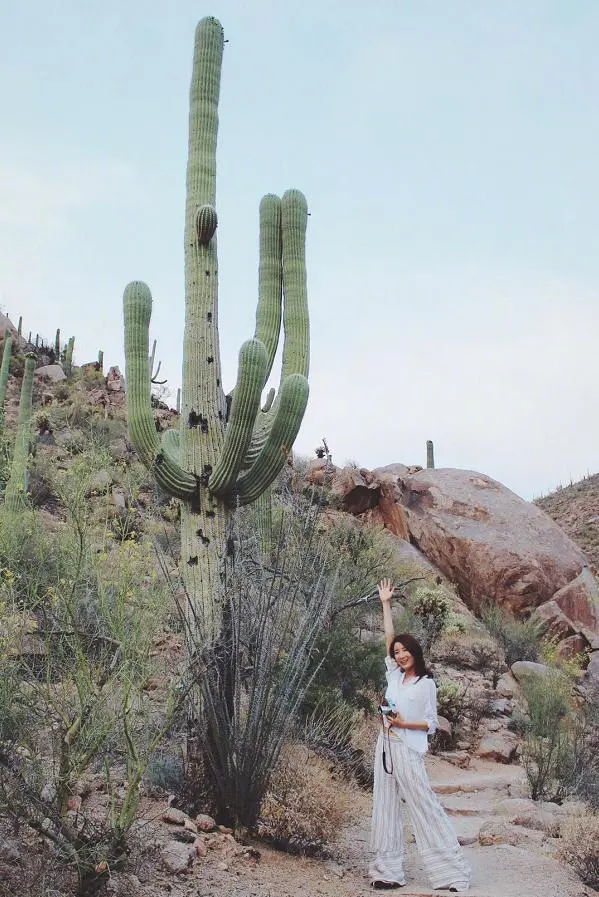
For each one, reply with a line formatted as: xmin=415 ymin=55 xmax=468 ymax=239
xmin=4 ymin=353 xmax=36 ymax=512
xmin=64 ymin=336 xmax=75 ymax=377
xmin=0 ymin=329 xmax=13 ymax=432
xmin=123 ymin=17 xmax=309 ymax=643
xmin=426 ymin=439 xmax=435 ymax=469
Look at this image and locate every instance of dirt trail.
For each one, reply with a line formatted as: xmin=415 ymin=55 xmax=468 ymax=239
xmin=175 ymin=757 xmax=596 ymax=897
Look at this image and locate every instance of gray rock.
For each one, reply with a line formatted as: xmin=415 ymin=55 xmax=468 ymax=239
xmin=511 ymin=661 xmax=550 ymax=684
xmin=160 ymin=840 xmax=195 ymax=874
xmin=35 ymin=364 xmax=66 ymax=382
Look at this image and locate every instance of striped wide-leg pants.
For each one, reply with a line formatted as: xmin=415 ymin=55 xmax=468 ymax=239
xmin=369 ymin=733 xmax=470 ymax=891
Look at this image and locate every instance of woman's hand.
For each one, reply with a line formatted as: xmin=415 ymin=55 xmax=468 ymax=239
xmin=377 ymin=578 xmax=395 ymax=605
xmin=388 ymin=709 xmax=404 ymax=728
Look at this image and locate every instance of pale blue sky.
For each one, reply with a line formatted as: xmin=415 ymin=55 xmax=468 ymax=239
xmin=1 ymin=1 xmax=598 ymax=500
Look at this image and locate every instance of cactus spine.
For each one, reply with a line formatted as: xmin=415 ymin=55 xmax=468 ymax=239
xmin=0 ymin=330 xmax=13 ymax=431
xmin=64 ymin=336 xmax=75 ymax=376
xmin=4 ymin=354 xmax=36 ymax=512
xmin=122 ymin=18 xmax=310 ymax=643
xmin=426 ymin=439 xmax=435 ymax=469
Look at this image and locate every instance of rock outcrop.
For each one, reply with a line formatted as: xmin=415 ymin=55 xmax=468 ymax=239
xmin=315 ymin=461 xmax=598 ymax=655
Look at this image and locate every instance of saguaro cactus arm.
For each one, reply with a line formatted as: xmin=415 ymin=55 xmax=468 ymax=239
xmin=209 ymin=339 xmax=268 ymax=496
xmin=123 ymin=281 xmax=197 ymax=499
xmin=235 ymin=373 xmax=308 ymax=505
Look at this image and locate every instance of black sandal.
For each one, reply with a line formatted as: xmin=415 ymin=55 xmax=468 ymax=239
xmin=371 ymin=882 xmax=404 ymax=890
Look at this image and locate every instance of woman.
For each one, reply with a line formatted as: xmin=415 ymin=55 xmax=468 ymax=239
xmin=369 ymin=578 xmax=470 ymax=892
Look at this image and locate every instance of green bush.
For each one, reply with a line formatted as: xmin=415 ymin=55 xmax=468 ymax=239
xmin=0 ymin=452 xmax=185 ymax=891
xmin=481 ymin=603 xmax=545 ymax=665
xmin=436 ymin=679 xmax=465 ymax=723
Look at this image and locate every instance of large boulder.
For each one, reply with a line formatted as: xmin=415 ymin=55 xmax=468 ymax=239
xmin=531 ymin=567 xmax=599 ymax=650
xmin=397 ymin=469 xmax=588 ymax=615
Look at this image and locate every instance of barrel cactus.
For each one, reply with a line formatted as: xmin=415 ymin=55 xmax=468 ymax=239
xmin=123 ymin=17 xmax=309 ymax=644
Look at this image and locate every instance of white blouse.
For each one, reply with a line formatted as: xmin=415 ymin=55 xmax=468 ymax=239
xmin=383 ymin=656 xmax=438 ymax=755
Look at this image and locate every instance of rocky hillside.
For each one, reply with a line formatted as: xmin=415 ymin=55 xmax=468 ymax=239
xmin=536 ymin=473 xmax=599 ymax=571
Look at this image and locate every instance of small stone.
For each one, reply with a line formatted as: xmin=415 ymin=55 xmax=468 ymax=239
xmin=195 ymin=812 xmax=217 ymax=832
xmin=41 ymin=783 xmax=56 ymax=803
xmin=478 ymin=821 xmax=524 ymax=847
xmin=160 ymin=840 xmax=195 ymax=874
xmin=216 ymin=861 xmax=229 ymax=872
xmin=217 ymin=824 xmax=233 ymax=835
xmin=195 ymin=840 xmax=208 ymax=858
xmin=162 ymin=808 xmax=187 ymax=826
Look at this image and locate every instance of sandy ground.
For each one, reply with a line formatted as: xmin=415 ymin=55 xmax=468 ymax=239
xmin=107 ymin=756 xmax=597 ymax=897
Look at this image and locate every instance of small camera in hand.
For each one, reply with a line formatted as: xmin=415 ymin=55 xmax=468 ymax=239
xmin=378 ymin=704 xmax=396 ymax=717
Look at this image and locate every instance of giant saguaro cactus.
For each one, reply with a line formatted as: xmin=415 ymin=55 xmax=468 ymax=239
xmin=5 ymin=353 xmax=36 ymax=512
xmin=123 ymin=17 xmax=309 ymax=643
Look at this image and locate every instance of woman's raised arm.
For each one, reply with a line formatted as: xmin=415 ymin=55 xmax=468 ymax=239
xmin=377 ymin=578 xmax=395 ymax=654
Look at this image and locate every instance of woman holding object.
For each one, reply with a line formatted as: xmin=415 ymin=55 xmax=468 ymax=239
xmin=369 ymin=578 xmax=470 ymax=892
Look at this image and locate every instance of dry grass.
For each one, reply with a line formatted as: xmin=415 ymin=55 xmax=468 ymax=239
xmin=558 ymin=811 xmax=599 ymax=889
xmin=257 ymin=742 xmax=356 ymax=854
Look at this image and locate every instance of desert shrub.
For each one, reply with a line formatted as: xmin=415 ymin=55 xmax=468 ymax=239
xmin=432 ymin=630 xmax=503 ymax=677
xmin=257 ymin=743 xmax=354 ymax=853
xmin=143 ymin=750 xmax=186 ymax=794
xmin=405 ymin=585 xmax=450 ymax=654
xmin=559 ymin=812 xmax=599 ymax=890
xmin=436 ymin=679 xmax=465 ymax=723
xmin=301 ymin=519 xmax=405 ymax=714
xmin=519 ymin=668 xmax=576 ymax=802
xmin=481 ymin=603 xmax=545 ymax=665
xmin=461 ymin=685 xmax=493 ymax=729
xmin=301 ymin=696 xmax=372 ymax=786
xmin=0 ymin=453 xmax=186 ymax=892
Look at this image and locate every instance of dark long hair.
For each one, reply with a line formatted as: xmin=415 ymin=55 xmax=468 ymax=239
xmin=389 ymin=633 xmax=433 ymax=680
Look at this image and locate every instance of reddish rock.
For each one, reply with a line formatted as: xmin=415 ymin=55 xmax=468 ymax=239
xmin=331 ymin=467 xmax=380 ymax=514
xmin=106 ymin=365 xmax=125 ymax=392
xmin=546 ymin=568 xmax=599 ymax=649
xmin=306 ymin=458 xmax=337 ymax=486
xmin=557 ymin=634 xmax=589 ymax=659
xmin=399 ymin=469 xmax=588 ymax=615
xmin=162 ymin=808 xmax=186 ymax=826
xmin=369 ymin=467 xmax=410 ymax=540
xmin=476 ymin=730 xmax=519 ymax=763
xmin=195 ymin=839 xmax=208 ymax=858
xmin=195 ymin=812 xmax=217 ymax=832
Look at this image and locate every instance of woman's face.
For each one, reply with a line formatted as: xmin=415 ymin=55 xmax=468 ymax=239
xmin=393 ymin=641 xmax=415 ymax=672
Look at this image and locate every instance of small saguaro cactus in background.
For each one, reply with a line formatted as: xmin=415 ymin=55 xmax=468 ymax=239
xmin=17 ymin=317 xmax=22 ymax=337
xmin=64 ymin=336 xmax=75 ymax=377
xmin=4 ymin=353 xmax=36 ymax=512
xmin=97 ymin=349 xmax=104 ymax=371
xmin=0 ymin=329 xmax=13 ymax=432
xmin=123 ymin=17 xmax=310 ymax=644
xmin=54 ymin=328 xmax=61 ymax=358
xmin=426 ymin=439 xmax=435 ymax=469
